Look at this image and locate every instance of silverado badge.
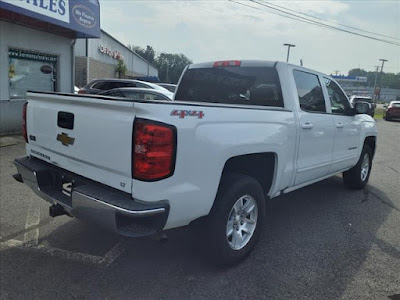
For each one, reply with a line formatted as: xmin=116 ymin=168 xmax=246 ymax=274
xmin=57 ymin=133 xmax=75 ymax=146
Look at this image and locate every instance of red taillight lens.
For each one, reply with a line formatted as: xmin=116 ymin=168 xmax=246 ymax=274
xmin=133 ymin=119 xmax=176 ymax=181
xmin=22 ymin=102 xmax=28 ymax=143
xmin=213 ymin=60 xmax=241 ymax=67
xmin=78 ymin=89 xmax=86 ymax=94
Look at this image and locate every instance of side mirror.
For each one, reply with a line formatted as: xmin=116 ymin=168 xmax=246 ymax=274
xmin=354 ymin=101 xmax=370 ymax=114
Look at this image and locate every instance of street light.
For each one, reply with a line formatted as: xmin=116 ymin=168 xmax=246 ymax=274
xmin=283 ymin=43 xmax=296 ymax=63
xmin=377 ymin=58 xmax=388 ymax=102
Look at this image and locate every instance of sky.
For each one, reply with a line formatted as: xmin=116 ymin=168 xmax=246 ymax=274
xmin=99 ymin=0 xmax=400 ymax=75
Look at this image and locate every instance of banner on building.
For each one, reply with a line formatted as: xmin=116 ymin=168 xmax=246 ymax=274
xmin=0 ymin=0 xmax=101 ymax=38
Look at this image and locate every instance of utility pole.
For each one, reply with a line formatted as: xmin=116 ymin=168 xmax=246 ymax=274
xmin=377 ymin=59 xmax=388 ymax=102
xmin=372 ymin=65 xmax=379 ymax=101
xmin=283 ymin=43 xmax=295 ymax=63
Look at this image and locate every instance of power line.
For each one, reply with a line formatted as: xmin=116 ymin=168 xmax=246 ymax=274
xmin=262 ymin=1 xmax=400 ymax=42
xmin=229 ymin=1 xmax=341 ymax=29
xmin=249 ymin=0 xmax=400 ymax=46
xmin=229 ymin=0 xmax=400 ymax=47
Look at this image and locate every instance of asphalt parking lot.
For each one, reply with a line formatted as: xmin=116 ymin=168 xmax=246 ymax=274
xmin=1 ymin=119 xmax=399 ymax=300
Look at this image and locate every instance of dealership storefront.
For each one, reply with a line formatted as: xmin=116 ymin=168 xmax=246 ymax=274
xmin=74 ymin=29 xmax=159 ymax=88
xmin=0 ymin=0 xmax=100 ymax=134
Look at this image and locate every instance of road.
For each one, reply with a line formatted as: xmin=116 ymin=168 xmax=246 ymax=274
xmin=1 ymin=120 xmax=399 ymax=300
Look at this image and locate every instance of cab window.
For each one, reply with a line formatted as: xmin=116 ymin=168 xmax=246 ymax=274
xmin=293 ymin=70 xmax=326 ymax=113
xmin=324 ymin=78 xmax=351 ymax=115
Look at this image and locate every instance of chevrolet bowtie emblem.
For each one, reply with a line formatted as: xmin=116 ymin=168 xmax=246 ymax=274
xmin=57 ymin=133 xmax=75 ymax=146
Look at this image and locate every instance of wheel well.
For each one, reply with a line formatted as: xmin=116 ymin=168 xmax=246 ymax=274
xmin=364 ymin=136 xmax=376 ymax=158
xmin=221 ymin=153 xmax=276 ymax=197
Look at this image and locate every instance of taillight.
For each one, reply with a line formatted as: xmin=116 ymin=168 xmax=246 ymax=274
xmin=213 ymin=60 xmax=241 ymax=67
xmin=22 ymin=102 xmax=28 ymax=143
xmin=133 ymin=119 xmax=176 ymax=181
xmin=78 ymin=89 xmax=86 ymax=94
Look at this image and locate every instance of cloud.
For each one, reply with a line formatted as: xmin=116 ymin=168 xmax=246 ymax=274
xmin=99 ymin=0 xmax=399 ymax=74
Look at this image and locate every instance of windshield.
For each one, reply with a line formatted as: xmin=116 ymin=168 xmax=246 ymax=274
xmin=175 ymin=66 xmax=284 ymax=107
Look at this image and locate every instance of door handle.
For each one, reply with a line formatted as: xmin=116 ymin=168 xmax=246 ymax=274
xmin=336 ymin=123 xmax=344 ymax=128
xmin=301 ymin=122 xmax=314 ymax=129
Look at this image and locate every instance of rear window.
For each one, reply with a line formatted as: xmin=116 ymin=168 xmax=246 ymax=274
xmin=175 ymin=67 xmax=284 ymax=107
xmin=92 ymin=81 xmax=119 ymax=90
xmin=353 ymin=97 xmax=372 ymax=103
xmin=391 ymin=102 xmax=400 ymax=107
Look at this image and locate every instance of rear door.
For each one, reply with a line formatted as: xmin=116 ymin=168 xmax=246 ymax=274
xmin=26 ymin=92 xmax=136 ymax=193
xmin=323 ymin=78 xmax=361 ymax=172
xmin=292 ymin=70 xmax=335 ymax=185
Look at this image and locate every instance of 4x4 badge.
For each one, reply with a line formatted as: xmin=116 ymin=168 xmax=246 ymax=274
xmin=57 ymin=133 xmax=75 ymax=146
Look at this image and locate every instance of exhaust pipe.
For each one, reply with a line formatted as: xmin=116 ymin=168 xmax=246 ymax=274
xmin=49 ymin=204 xmax=68 ymax=218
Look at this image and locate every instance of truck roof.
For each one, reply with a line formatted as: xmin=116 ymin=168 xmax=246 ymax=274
xmin=188 ymin=60 xmax=278 ymax=69
xmin=188 ymin=60 xmax=333 ymax=80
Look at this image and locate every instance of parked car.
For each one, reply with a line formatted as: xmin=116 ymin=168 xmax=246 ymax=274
xmin=78 ymin=79 xmax=170 ymax=95
xmin=349 ymin=95 xmax=375 ymax=117
xmin=156 ymin=83 xmax=177 ymax=93
xmin=14 ymin=60 xmax=377 ymax=266
xmin=99 ymin=88 xmax=173 ymax=101
xmin=384 ymin=101 xmax=400 ymax=121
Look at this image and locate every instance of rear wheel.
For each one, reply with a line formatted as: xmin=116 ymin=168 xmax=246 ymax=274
xmin=208 ymin=173 xmax=266 ymax=266
xmin=343 ymin=145 xmax=372 ymax=189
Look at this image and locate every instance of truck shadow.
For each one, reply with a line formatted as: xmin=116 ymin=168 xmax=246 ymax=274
xmin=1 ymin=176 xmax=396 ymax=299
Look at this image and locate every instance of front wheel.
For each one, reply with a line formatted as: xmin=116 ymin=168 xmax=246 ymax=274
xmin=208 ymin=173 xmax=266 ymax=266
xmin=343 ymin=145 xmax=373 ymax=189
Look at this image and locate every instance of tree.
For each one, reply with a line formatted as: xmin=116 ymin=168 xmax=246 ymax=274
xmin=128 ymin=45 xmax=156 ymax=64
xmin=127 ymin=44 xmax=192 ymax=82
xmin=156 ymin=53 xmax=192 ymax=83
xmin=116 ymin=60 xmax=127 ymax=79
xmin=347 ymin=68 xmax=400 ymax=89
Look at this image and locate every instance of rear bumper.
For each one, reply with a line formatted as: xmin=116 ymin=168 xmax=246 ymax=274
xmin=386 ymin=111 xmax=400 ymax=118
xmin=14 ymin=156 xmax=169 ymax=237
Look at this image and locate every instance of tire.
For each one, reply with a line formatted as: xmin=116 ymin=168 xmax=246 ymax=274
xmin=208 ymin=173 xmax=266 ymax=266
xmin=343 ymin=145 xmax=373 ymax=189
xmin=385 ymin=116 xmax=391 ymax=121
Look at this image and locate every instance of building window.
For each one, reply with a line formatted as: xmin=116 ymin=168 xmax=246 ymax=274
xmin=8 ymin=48 xmax=57 ymax=99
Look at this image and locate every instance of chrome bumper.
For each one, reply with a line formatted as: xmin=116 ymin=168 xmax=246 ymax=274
xmin=14 ymin=157 xmax=169 ymax=237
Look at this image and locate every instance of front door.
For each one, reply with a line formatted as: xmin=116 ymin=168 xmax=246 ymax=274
xmin=293 ymin=70 xmax=335 ymax=186
xmin=323 ymin=78 xmax=361 ymax=172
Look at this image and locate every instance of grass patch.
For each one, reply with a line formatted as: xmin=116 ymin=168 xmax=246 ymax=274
xmin=374 ymin=108 xmax=384 ymax=119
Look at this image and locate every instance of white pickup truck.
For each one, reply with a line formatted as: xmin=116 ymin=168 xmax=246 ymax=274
xmin=14 ymin=60 xmax=377 ymax=265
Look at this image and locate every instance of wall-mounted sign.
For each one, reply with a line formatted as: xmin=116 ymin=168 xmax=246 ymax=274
xmin=332 ymin=75 xmax=368 ymax=83
xmin=0 ymin=0 xmax=101 ymax=38
xmin=99 ymin=45 xmax=124 ymax=61
xmin=72 ymin=4 xmax=96 ymax=28
xmin=40 ymin=65 xmax=53 ymax=74
xmin=0 ymin=0 xmax=70 ymax=23
xmin=9 ymin=49 xmax=58 ymax=62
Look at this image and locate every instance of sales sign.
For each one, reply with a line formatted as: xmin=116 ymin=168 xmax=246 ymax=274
xmin=0 ymin=0 xmax=100 ymax=38
xmin=1 ymin=0 xmax=70 ymax=23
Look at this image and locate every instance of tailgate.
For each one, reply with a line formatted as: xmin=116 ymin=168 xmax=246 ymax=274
xmin=25 ymin=92 xmax=135 ymax=193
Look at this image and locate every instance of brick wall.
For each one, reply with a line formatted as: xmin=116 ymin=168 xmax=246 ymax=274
xmin=75 ymin=57 xmax=148 ymax=86
xmin=89 ymin=58 xmax=116 ymax=82
xmin=75 ymin=57 xmax=87 ymax=88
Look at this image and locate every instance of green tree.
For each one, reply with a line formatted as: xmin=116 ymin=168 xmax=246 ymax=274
xmin=128 ymin=44 xmax=192 ymax=82
xmin=116 ymin=60 xmax=127 ymax=79
xmin=156 ymin=53 xmax=192 ymax=83
xmin=128 ymin=45 xmax=156 ymax=64
xmin=347 ymin=68 xmax=400 ymax=89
